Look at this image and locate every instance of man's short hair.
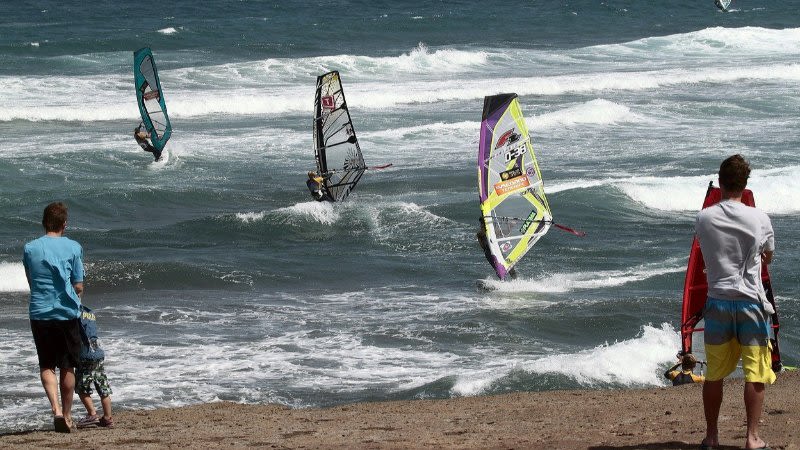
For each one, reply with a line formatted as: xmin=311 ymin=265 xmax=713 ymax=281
xmin=42 ymin=202 xmax=68 ymax=232
xmin=718 ymin=154 xmax=750 ymax=193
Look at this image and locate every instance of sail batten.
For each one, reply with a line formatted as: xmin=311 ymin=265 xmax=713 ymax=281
xmin=478 ymin=93 xmax=552 ymax=280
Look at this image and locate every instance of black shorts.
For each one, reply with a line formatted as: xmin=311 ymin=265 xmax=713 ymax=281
xmin=30 ymin=319 xmax=81 ymax=370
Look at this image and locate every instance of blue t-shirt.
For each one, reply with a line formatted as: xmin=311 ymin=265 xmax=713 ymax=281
xmin=23 ymin=235 xmax=84 ymax=320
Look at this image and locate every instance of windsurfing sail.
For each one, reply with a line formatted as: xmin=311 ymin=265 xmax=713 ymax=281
xmin=133 ymin=47 xmax=172 ymax=152
xmin=714 ymin=0 xmax=731 ymax=11
xmin=313 ymin=71 xmax=367 ymax=202
xmin=478 ymin=93 xmax=552 ymax=280
xmin=680 ymin=182 xmax=783 ymax=372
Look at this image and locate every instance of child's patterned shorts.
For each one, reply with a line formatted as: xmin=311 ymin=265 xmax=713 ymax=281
xmin=77 ymin=358 xmax=113 ymax=398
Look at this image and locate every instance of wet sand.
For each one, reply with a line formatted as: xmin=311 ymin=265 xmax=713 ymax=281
xmin=2 ymin=370 xmax=798 ymax=449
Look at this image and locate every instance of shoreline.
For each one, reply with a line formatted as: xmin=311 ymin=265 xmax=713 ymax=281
xmin=2 ymin=371 xmax=798 ymax=449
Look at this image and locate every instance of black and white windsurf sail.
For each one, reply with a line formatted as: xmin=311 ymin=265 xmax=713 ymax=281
xmin=313 ymin=71 xmax=367 ymax=202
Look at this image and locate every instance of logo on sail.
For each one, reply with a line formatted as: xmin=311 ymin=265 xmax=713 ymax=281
xmin=496 ymin=129 xmax=521 ymax=148
xmin=494 ymin=174 xmax=530 ymax=195
xmin=500 ymin=166 xmax=523 ymax=181
xmin=321 ymin=96 xmax=335 ymax=110
xmin=519 ymin=209 xmax=541 ymax=234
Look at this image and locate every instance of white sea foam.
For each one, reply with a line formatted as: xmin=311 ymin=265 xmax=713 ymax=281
xmin=480 ymin=260 xmax=684 ymax=293
xmin=2 ymin=26 xmax=800 ymax=124
xmin=276 ymin=201 xmax=341 ymax=225
xmin=3 ymin=58 xmax=800 ymax=122
xmin=345 ymin=63 xmax=800 ymax=111
xmin=0 ymin=262 xmax=28 ymax=292
xmin=526 ymin=323 xmax=680 ymax=386
xmin=531 ymin=99 xmax=642 ymax=129
xmin=622 ymin=26 xmax=800 ymax=57
xmin=235 ymin=211 xmax=268 ymax=223
xmin=547 ymin=178 xmax=610 ymax=194
xmin=451 ymin=323 xmax=680 ymax=396
xmin=364 ymin=98 xmax=640 ymax=140
xmin=363 ymin=121 xmax=476 ymax=139
xmin=545 ymin=166 xmax=800 ymax=215
xmin=618 ymin=166 xmax=800 ymax=214
xmin=158 ymin=27 xmax=178 ymax=35
xmin=237 ymin=42 xmax=490 ymax=78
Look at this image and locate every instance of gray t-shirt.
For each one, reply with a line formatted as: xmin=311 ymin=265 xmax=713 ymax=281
xmin=695 ymin=199 xmax=774 ymax=305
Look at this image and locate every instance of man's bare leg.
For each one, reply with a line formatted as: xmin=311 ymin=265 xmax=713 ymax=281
xmin=702 ymin=379 xmax=724 ymax=448
xmin=58 ymin=367 xmax=75 ymax=425
xmin=744 ymin=381 xmax=767 ymax=449
xmin=39 ymin=368 xmax=62 ymax=417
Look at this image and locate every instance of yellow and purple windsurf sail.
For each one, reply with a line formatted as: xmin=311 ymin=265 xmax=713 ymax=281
xmin=313 ymin=71 xmax=366 ymax=202
xmin=134 ymin=47 xmax=171 ymax=152
xmin=478 ymin=93 xmax=552 ymax=280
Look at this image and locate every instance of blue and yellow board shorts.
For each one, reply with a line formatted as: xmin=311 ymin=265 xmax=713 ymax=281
xmin=703 ymin=297 xmax=776 ymax=384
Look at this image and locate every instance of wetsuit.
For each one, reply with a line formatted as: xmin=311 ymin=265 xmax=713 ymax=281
xmin=306 ymin=174 xmax=332 ymax=202
xmin=664 ymin=364 xmax=705 ymax=386
xmin=134 ymin=124 xmax=162 ymax=161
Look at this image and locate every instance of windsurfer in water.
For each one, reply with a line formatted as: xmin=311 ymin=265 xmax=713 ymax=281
xmin=134 ymin=123 xmax=162 ymax=161
xmin=664 ymin=354 xmax=705 ymax=386
xmin=306 ymin=171 xmax=332 ymax=202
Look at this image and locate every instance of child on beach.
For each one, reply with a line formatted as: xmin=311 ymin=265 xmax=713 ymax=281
xmin=75 ymin=305 xmax=115 ymax=429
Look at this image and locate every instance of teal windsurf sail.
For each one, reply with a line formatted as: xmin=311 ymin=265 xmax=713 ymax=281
xmin=133 ymin=47 xmax=171 ymax=152
xmin=313 ymin=71 xmax=367 ymax=202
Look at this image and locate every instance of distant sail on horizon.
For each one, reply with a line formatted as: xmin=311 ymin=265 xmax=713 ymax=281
xmin=312 ymin=71 xmax=367 ymax=202
xmin=478 ymin=93 xmax=552 ymax=280
xmin=714 ymin=0 xmax=732 ymax=11
xmin=134 ymin=47 xmax=171 ymax=152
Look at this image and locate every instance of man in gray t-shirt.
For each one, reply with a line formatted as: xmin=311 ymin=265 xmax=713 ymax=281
xmin=696 ymin=198 xmax=775 ymax=306
xmin=695 ymin=154 xmax=774 ymax=450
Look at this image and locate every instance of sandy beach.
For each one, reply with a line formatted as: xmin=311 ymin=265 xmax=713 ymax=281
xmin=1 ymin=370 xmax=797 ymax=449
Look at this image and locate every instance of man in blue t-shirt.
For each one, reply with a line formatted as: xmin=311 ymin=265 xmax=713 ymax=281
xmin=23 ymin=202 xmax=85 ymax=433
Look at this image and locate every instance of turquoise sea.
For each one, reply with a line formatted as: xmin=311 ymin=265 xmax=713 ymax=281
xmin=1 ymin=0 xmax=798 ymax=433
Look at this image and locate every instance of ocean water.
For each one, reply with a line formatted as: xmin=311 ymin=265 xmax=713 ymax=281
xmin=1 ymin=0 xmax=799 ymax=433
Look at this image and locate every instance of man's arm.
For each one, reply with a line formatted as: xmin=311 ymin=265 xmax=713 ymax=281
xmin=664 ymin=362 xmax=681 ymax=379
xmin=73 ymin=282 xmax=84 ymax=298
